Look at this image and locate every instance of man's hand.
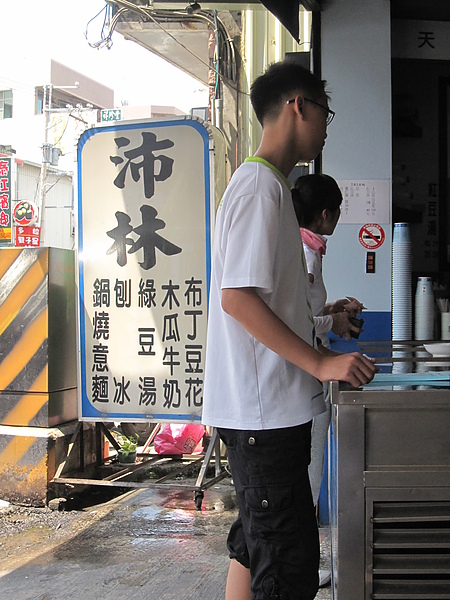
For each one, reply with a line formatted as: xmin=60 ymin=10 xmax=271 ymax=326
xmin=220 ymin=287 xmax=377 ymax=389
xmin=316 ymin=352 xmax=378 ymax=388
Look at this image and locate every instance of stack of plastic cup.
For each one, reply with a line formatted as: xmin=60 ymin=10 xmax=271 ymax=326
xmin=442 ymin=312 xmax=450 ymax=340
xmin=392 ymin=223 xmax=412 ymax=341
xmin=414 ymin=276 xmax=434 ymax=340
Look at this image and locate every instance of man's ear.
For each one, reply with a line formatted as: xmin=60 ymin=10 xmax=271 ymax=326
xmin=296 ymin=95 xmax=305 ymax=114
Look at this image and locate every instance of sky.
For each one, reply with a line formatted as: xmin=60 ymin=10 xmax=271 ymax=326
xmin=2 ymin=0 xmax=209 ymax=113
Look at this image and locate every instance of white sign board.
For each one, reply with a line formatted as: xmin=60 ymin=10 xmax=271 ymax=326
xmin=76 ymin=118 xmax=214 ymax=423
xmin=337 ymin=180 xmax=390 ymax=224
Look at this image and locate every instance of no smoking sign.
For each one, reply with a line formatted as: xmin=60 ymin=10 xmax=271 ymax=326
xmin=358 ymin=223 xmax=385 ymax=249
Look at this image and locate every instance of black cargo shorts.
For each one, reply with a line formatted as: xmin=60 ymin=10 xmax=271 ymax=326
xmin=218 ymin=422 xmax=319 ymax=600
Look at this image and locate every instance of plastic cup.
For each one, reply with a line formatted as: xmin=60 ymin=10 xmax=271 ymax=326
xmin=441 ymin=312 xmax=450 ymax=340
xmin=393 ymin=222 xmax=411 ymax=243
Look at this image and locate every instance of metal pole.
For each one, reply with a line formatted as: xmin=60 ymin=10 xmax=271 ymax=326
xmin=37 ymin=82 xmax=79 ymax=246
xmin=37 ymin=85 xmax=50 ymax=245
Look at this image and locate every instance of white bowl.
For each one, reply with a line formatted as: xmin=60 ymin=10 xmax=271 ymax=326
xmin=423 ymin=342 xmax=450 ymax=357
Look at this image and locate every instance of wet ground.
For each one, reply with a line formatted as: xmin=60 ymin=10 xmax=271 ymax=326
xmin=0 ymin=479 xmax=332 ymax=600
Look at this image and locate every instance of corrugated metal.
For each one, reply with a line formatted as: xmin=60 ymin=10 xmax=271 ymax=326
xmin=43 ymin=205 xmax=73 ymax=249
xmin=44 ymin=173 xmax=73 ymax=209
xmin=16 ymin=162 xmax=74 ymax=248
xmin=41 ymin=173 xmax=73 ymax=248
xmin=16 ymin=162 xmax=40 ymax=204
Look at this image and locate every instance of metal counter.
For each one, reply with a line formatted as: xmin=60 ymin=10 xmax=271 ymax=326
xmin=329 ymin=371 xmax=450 ymax=600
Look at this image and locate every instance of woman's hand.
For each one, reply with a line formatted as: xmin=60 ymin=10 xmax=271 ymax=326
xmin=344 ymin=296 xmax=366 ymax=315
xmin=325 ymin=296 xmax=366 ymax=317
xmin=331 ymin=312 xmax=362 ymax=340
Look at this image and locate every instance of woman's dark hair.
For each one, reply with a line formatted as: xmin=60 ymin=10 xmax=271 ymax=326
xmin=250 ymin=60 xmax=328 ymax=126
xmin=292 ymin=174 xmax=342 ymax=228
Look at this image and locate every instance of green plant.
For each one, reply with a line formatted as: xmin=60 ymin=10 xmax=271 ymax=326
xmin=117 ymin=433 xmax=139 ymax=457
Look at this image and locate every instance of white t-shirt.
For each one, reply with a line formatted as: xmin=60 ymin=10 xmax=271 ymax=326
xmin=303 ymin=242 xmax=333 ymax=347
xmin=202 ymin=159 xmax=325 ymax=430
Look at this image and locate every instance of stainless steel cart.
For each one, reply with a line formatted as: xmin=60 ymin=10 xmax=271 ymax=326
xmin=329 ymin=361 xmax=450 ymax=600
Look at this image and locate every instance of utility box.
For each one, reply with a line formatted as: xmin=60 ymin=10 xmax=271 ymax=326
xmin=0 ymin=247 xmax=80 ymax=505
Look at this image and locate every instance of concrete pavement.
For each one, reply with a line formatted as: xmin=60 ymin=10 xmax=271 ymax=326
xmin=0 ymin=479 xmax=331 ymax=600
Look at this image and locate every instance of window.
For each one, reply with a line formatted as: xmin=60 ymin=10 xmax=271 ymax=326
xmin=0 ymin=90 xmax=13 ymax=119
xmin=51 ymin=96 xmax=70 ymax=109
xmin=35 ymin=86 xmax=96 ymax=114
xmin=36 ymin=89 xmax=44 ymax=115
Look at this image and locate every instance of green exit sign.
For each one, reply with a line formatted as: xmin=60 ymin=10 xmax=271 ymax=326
xmin=101 ymin=109 xmax=122 ymax=122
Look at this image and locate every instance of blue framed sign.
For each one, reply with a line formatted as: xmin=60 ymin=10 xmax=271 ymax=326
xmin=76 ymin=118 xmax=216 ymax=423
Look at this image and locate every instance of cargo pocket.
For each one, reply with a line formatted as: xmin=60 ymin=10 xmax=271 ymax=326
xmin=245 ymin=484 xmax=297 ymax=541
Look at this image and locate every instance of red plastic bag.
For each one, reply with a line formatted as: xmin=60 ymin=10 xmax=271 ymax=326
xmin=154 ymin=423 xmax=205 ymax=455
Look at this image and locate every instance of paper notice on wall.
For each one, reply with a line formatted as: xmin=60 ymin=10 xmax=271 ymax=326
xmin=337 ymin=180 xmax=390 ymax=224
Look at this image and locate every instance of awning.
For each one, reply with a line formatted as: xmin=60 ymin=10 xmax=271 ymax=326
xmin=259 ymin=0 xmax=322 ymax=42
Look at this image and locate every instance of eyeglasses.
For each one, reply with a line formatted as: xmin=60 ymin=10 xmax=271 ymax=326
xmin=286 ymin=97 xmax=335 ymax=126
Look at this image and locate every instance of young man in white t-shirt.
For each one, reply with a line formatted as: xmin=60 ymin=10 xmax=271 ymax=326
xmin=202 ymin=60 xmax=377 ymax=600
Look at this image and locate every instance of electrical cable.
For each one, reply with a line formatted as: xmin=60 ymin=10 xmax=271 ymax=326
xmin=85 ymin=5 xmax=128 ymax=49
xmin=92 ymin=0 xmax=246 ymax=97
xmin=150 ymin=8 xmax=236 ymax=83
xmin=213 ymin=10 xmax=220 ymax=100
xmin=0 ymin=76 xmax=38 ymax=95
xmin=122 ymin=1 xmax=222 ymax=76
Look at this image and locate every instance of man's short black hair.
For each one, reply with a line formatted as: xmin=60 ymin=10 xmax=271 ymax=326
xmin=250 ymin=60 xmax=327 ymax=126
